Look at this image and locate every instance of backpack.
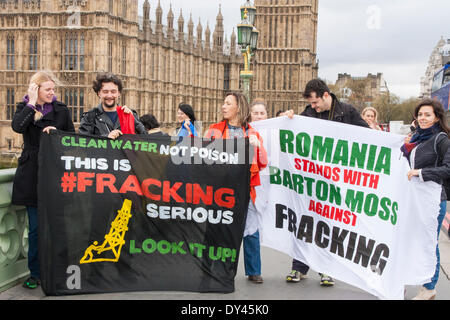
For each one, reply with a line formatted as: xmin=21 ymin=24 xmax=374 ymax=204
xmin=436 ymin=132 xmax=450 ymax=200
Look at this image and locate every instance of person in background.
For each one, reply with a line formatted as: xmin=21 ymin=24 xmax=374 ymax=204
xmin=174 ymin=103 xmax=198 ymax=137
xmin=401 ymin=98 xmax=450 ymax=300
xmin=240 ymin=98 xmax=269 ymax=283
xmin=11 ymin=70 xmax=75 ymax=289
xmin=361 ymin=106 xmax=382 ymax=130
xmin=140 ymin=113 xmax=168 ymax=137
xmin=250 ymin=98 xmax=268 ymax=122
xmin=79 ymin=72 xmax=147 ymax=139
xmin=276 ymin=110 xmax=285 ymax=117
xmin=283 ymin=78 xmax=369 ymax=286
xmin=205 ymin=92 xmax=268 ymax=284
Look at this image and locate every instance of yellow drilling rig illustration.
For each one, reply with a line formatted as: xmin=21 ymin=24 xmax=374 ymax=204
xmin=80 ymin=199 xmax=132 ymax=264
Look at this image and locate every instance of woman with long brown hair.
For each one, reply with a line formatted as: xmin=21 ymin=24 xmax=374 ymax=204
xmin=205 ymin=92 xmax=267 ymax=283
xmin=401 ymin=98 xmax=450 ymax=299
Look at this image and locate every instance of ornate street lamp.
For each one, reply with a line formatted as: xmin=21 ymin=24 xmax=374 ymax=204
xmin=240 ymin=0 xmax=256 ymax=26
xmin=250 ymin=27 xmax=259 ymax=51
xmin=237 ymin=2 xmax=258 ymax=103
xmin=237 ymin=10 xmax=252 ymax=48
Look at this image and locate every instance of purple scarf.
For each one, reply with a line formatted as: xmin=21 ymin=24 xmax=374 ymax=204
xmin=23 ymin=95 xmax=56 ymax=117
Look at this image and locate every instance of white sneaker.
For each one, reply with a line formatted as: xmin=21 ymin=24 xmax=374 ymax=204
xmin=412 ymin=287 xmax=436 ymax=300
xmin=286 ymin=270 xmax=307 ymax=282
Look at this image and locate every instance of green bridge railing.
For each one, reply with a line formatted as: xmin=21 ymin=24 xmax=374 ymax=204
xmin=0 ymin=168 xmax=29 ymax=292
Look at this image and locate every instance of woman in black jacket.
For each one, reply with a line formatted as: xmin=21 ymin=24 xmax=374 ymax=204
xmin=11 ymin=71 xmax=75 ymax=289
xmin=401 ymin=98 xmax=450 ymax=300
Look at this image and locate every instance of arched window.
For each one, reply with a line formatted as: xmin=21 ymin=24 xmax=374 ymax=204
xmin=121 ymin=42 xmax=126 ymax=74
xmin=122 ymin=0 xmax=127 ymax=19
xmin=80 ymin=34 xmax=85 ymax=70
xmin=29 ymin=34 xmax=38 ymax=70
xmin=63 ymin=88 xmax=85 ymax=123
xmin=6 ymin=88 xmax=15 ymax=120
xmin=108 ymin=41 xmax=113 ymax=72
xmin=6 ymin=34 xmax=15 ymax=70
xmin=63 ymin=33 xmax=85 ymax=71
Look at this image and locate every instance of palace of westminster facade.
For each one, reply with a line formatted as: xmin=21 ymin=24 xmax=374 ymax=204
xmin=0 ymin=0 xmax=318 ymax=155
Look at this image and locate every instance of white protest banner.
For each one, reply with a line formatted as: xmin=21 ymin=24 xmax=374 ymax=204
xmin=251 ymin=116 xmax=440 ymax=300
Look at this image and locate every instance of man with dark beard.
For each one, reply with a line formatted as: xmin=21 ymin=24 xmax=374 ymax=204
xmin=282 ymin=78 xmax=369 ymax=287
xmin=79 ymin=72 xmax=146 ymax=138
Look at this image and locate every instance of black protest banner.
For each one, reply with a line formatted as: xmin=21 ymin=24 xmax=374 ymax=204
xmin=37 ymin=132 xmax=251 ymax=296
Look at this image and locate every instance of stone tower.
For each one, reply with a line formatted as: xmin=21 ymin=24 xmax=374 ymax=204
xmin=253 ymin=0 xmax=319 ymax=115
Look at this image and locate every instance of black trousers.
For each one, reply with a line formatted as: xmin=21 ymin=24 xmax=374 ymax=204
xmin=292 ymin=259 xmax=309 ymax=274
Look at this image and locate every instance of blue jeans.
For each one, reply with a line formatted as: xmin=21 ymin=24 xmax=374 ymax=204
xmin=26 ymin=206 xmax=40 ymax=279
xmin=243 ymin=231 xmax=261 ymax=276
xmin=423 ymin=201 xmax=447 ymax=290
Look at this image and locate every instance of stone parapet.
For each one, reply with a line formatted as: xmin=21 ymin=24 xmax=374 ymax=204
xmin=0 ymin=168 xmax=28 ymax=292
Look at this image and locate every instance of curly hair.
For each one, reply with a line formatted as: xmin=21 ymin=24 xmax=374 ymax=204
xmin=92 ymin=72 xmax=123 ymax=94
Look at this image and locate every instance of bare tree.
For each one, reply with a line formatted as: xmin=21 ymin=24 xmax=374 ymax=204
xmin=371 ymin=92 xmax=400 ymax=123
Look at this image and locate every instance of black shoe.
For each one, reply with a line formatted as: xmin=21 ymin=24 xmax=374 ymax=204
xmin=23 ymin=276 xmax=40 ymax=289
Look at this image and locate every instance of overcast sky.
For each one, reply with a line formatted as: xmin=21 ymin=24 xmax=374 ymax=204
xmin=138 ymin=0 xmax=449 ymax=100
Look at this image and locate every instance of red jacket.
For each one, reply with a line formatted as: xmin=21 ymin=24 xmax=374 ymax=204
xmin=205 ymin=120 xmax=267 ymax=203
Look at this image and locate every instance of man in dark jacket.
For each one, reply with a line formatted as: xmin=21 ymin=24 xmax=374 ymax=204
xmin=300 ymin=79 xmax=370 ymax=127
xmin=284 ymin=79 xmax=369 ymax=286
xmin=79 ymin=72 xmax=146 ymax=138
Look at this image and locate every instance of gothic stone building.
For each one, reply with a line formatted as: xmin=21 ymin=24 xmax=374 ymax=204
xmin=0 ymin=0 xmax=320 ymax=158
xmin=334 ymin=72 xmax=386 ymax=106
xmin=253 ymin=0 xmax=319 ymax=116
xmin=0 ymin=0 xmax=241 ymax=156
xmin=420 ymin=36 xmax=449 ymax=99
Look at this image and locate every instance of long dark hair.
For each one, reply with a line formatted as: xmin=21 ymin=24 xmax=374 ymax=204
xmin=414 ymin=98 xmax=450 ymax=137
xmin=178 ymin=103 xmax=196 ymax=122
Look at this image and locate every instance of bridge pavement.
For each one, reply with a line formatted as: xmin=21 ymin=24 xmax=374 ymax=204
xmin=1 ymin=232 xmax=449 ymax=301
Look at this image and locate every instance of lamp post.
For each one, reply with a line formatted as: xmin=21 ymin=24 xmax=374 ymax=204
xmin=237 ymin=1 xmax=258 ymax=103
